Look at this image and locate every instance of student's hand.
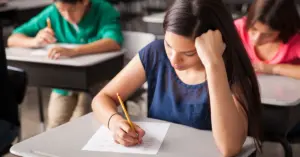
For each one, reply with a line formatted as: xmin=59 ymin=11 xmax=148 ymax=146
xmin=109 ymin=115 xmax=145 ymax=147
xmin=195 ymin=30 xmax=226 ymax=68
xmin=253 ymin=62 xmax=275 ymax=74
xmin=33 ymin=28 xmax=56 ymax=47
xmin=48 ymin=47 xmax=78 ymax=59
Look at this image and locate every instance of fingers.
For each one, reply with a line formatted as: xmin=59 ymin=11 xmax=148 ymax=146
xmin=120 ymin=122 xmax=139 ymax=139
xmin=117 ymin=128 xmax=139 ymax=143
xmin=134 ymin=124 xmax=145 ymax=141
xmin=113 ymin=121 xmax=145 ymax=147
xmin=114 ymin=128 xmax=139 ymax=146
xmin=42 ymin=32 xmax=56 ymax=43
xmin=48 ymin=48 xmax=61 ymax=60
xmin=38 ymin=28 xmax=56 ymax=44
xmin=44 ymin=28 xmax=54 ymax=36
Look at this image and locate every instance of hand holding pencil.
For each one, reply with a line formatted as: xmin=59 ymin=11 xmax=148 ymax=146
xmin=32 ymin=17 xmax=56 ymax=48
xmin=108 ymin=93 xmax=145 ymax=147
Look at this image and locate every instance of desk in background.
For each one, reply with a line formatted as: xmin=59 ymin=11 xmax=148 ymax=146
xmin=6 ymin=47 xmax=124 ymax=130
xmin=257 ymin=74 xmax=300 ymax=157
xmin=0 ymin=0 xmax=52 ymax=24
xmin=142 ymin=10 xmax=247 ymax=38
xmin=258 ymin=74 xmax=300 ymax=106
xmin=10 ymin=113 xmax=256 ymax=157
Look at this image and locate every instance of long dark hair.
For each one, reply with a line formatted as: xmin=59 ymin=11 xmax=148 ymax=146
xmin=246 ymin=0 xmax=300 ymax=43
xmin=163 ymin=0 xmax=262 ymax=151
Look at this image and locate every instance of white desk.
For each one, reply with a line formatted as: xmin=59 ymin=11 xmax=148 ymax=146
xmin=258 ymin=75 xmax=300 ymax=106
xmin=6 ymin=46 xmax=124 ymax=130
xmin=142 ymin=11 xmax=243 ymax=37
xmin=6 ymin=0 xmax=51 ymax=10
xmin=142 ymin=11 xmax=243 ymax=24
xmin=142 ymin=12 xmax=165 ymax=24
xmin=257 ymin=75 xmax=300 ymax=157
xmin=6 ymin=47 xmax=124 ymax=67
xmin=10 ymin=113 xmax=256 ymax=157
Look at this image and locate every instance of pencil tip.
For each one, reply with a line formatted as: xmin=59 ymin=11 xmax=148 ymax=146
xmin=117 ymin=93 xmax=119 ymax=96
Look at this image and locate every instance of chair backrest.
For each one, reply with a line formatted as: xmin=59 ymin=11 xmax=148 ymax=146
xmin=0 ymin=24 xmax=19 ymax=125
xmin=122 ymin=31 xmax=156 ymax=60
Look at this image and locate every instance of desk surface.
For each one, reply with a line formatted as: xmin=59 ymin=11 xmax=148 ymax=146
xmin=11 ymin=113 xmax=256 ymax=157
xmin=143 ymin=12 xmax=165 ymax=24
xmin=6 ymin=0 xmax=51 ymax=10
xmin=143 ymin=11 xmax=243 ymax=24
xmin=6 ymin=47 xmax=124 ymax=67
xmin=258 ymin=75 xmax=300 ymax=106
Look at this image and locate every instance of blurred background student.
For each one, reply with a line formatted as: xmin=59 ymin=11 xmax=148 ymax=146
xmin=234 ymin=0 xmax=300 ymax=136
xmin=7 ymin=0 xmax=123 ymax=129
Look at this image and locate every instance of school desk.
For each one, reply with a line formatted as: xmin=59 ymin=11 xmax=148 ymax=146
xmin=10 ymin=113 xmax=256 ymax=157
xmin=257 ymin=74 xmax=300 ymax=157
xmin=6 ymin=46 xmax=124 ymax=130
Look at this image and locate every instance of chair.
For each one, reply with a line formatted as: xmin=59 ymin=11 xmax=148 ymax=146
xmin=122 ymin=31 xmax=156 ymax=117
xmin=0 ymin=24 xmax=27 ymax=156
xmin=262 ymin=103 xmax=300 ymax=157
xmin=122 ymin=31 xmax=156 ymax=63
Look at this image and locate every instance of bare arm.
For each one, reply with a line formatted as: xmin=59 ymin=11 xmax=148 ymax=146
xmin=8 ymin=34 xmax=36 ymax=48
xmin=74 ymin=38 xmax=121 ymax=55
xmin=207 ymin=62 xmax=248 ymax=157
xmin=8 ymin=28 xmax=56 ymax=48
xmin=273 ymin=64 xmax=300 ymax=79
xmin=92 ymin=54 xmax=146 ymax=127
xmin=194 ymin=29 xmax=248 ymax=156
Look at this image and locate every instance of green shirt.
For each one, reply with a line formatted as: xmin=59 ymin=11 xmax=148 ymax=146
xmin=13 ymin=0 xmax=123 ymax=45
xmin=13 ymin=0 xmax=123 ymax=96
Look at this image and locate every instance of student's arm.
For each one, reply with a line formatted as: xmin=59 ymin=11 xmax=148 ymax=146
xmin=206 ymin=64 xmax=247 ymax=157
xmin=92 ymin=55 xmax=146 ymax=146
xmin=74 ymin=38 xmax=121 ymax=55
xmin=48 ymin=38 xmax=120 ymax=59
xmin=7 ymin=5 xmax=55 ymax=48
xmin=253 ymin=62 xmax=300 ymax=79
xmin=7 ymin=34 xmax=36 ymax=48
xmin=48 ymin=3 xmax=123 ymax=59
xmin=195 ymin=30 xmax=247 ymax=157
xmin=253 ymin=44 xmax=300 ymax=79
xmin=8 ymin=28 xmax=56 ymax=48
xmin=272 ymin=64 xmax=300 ymax=79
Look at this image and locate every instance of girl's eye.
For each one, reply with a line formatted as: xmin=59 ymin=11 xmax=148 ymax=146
xmin=184 ymin=52 xmax=196 ymax=56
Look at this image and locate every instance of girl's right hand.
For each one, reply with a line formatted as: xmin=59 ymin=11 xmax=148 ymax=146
xmin=109 ymin=115 xmax=145 ymax=147
xmin=32 ymin=28 xmax=56 ymax=48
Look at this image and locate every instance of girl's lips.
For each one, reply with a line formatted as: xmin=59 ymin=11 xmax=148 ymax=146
xmin=172 ymin=64 xmax=184 ymax=70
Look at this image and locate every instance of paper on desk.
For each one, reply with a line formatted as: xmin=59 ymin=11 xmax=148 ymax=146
xmin=31 ymin=44 xmax=80 ymax=56
xmin=82 ymin=122 xmax=170 ymax=155
xmin=31 ymin=49 xmax=48 ymax=56
xmin=46 ymin=44 xmax=80 ymax=50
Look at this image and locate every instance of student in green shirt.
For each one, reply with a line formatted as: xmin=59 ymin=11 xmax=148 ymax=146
xmin=7 ymin=0 xmax=123 ymax=128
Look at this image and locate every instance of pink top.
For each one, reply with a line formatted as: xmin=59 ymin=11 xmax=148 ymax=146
xmin=234 ymin=17 xmax=300 ymax=64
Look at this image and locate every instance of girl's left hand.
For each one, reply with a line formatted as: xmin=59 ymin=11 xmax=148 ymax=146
xmin=195 ymin=30 xmax=226 ymax=68
xmin=48 ymin=47 xmax=78 ymax=60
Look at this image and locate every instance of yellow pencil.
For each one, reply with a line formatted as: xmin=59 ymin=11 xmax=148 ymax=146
xmin=47 ymin=18 xmax=51 ymax=29
xmin=116 ymin=93 xmax=136 ymax=132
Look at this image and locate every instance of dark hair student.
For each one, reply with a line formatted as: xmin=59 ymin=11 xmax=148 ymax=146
xmin=92 ymin=0 xmax=262 ymax=156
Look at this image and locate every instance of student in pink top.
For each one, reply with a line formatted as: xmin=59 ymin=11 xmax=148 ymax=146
xmin=235 ymin=0 xmax=300 ymax=136
xmin=235 ymin=0 xmax=300 ymax=79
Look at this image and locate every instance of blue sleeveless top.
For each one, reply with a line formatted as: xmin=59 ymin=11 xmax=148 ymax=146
xmin=139 ymin=40 xmax=212 ymax=130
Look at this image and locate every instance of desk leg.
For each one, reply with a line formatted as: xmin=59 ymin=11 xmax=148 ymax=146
xmin=37 ymin=87 xmax=45 ymax=131
xmin=278 ymin=137 xmax=293 ymax=157
xmin=266 ymin=136 xmax=293 ymax=157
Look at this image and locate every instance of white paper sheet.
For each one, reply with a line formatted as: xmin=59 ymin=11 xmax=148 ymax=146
xmin=46 ymin=44 xmax=80 ymax=50
xmin=31 ymin=49 xmax=47 ymax=56
xmin=82 ymin=122 xmax=170 ymax=155
xmin=30 ymin=44 xmax=80 ymax=56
